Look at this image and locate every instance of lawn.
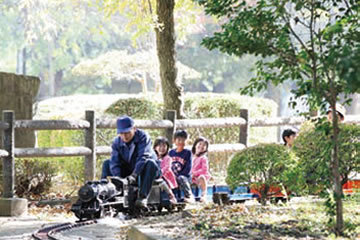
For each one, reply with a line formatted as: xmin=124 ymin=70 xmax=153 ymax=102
xmin=133 ymin=195 xmax=360 ymax=240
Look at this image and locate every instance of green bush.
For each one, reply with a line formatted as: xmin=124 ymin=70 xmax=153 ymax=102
xmin=293 ymin=121 xmax=360 ymax=194
xmin=105 ymin=97 xmax=163 ymax=119
xmin=0 ymin=158 xmax=57 ymax=198
xmin=226 ymin=143 xmax=299 ymax=204
xmin=37 ymin=129 xmax=85 ymax=185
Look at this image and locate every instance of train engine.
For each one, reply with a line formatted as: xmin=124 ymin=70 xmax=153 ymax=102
xmin=71 ymin=177 xmax=130 ymax=220
xmin=71 ymin=177 xmax=184 ymax=220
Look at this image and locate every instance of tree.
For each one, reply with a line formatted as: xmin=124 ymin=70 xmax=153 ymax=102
xmin=197 ymin=0 xmax=359 ymax=235
xmin=155 ymin=0 xmax=184 ymax=117
xmin=99 ymin=0 xmax=202 ymax=118
xmin=226 ymin=144 xmax=298 ymax=205
xmin=0 ymin=0 xmax=129 ymax=97
xmin=293 ymin=122 xmax=360 ymax=194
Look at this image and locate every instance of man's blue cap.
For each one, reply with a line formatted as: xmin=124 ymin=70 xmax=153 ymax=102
xmin=117 ymin=116 xmax=134 ymax=134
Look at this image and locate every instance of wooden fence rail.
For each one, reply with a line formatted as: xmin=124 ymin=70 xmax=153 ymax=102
xmin=1 ymin=109 xmax=360 ymax=199
xmin=0 ymin=121 xmax=9 ymax=130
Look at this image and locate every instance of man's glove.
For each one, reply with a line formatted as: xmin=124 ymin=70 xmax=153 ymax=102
xmin=127 ymin=173 xmax=137 ymax=185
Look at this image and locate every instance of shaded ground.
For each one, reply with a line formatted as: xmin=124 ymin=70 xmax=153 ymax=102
xmin=1 ymin=196 xmax=359 ymax=239
xmin=131 ymin=196 xmax=360 ymax=240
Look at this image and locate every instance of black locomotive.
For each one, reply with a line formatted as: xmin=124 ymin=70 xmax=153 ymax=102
xmin=71 ymin=177 xmax=185 ymax=220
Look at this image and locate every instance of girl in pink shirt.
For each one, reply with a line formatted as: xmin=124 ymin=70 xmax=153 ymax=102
xmin=153 ymin=137 xmax=177 ymax=204
xmin=191 ymin=137 xmax=211 ymax=202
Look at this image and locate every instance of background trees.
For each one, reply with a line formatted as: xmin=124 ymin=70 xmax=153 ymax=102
xmin=197 ymin=0 xmax=359 ymax=235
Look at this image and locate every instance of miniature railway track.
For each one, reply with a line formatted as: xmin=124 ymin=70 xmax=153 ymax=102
xmin=31 ymin=205 xmax=184 ymax=240
xmin=32 ymin=220 xmax=97 ymax=240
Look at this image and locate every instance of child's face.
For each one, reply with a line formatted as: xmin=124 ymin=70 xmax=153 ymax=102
xmin=155 ymin=143 xmax=168 ymax=157
xmin=285 ymin=134 xmax=296 ymax=147
xmin=327 ymin=111 xmax=344 ymax=122
xmin=195 ymin=140 xmax=207 ymax=155
xmin=174 ymin=137 xmax=186 ymax=150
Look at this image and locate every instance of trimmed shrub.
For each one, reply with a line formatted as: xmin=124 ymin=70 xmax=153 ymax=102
xmin=105 ymin=97 xmax=163 ymax=119
xmin=293 ymin=121 xmax=360 ymax=194
xmin=226 ymin=143 xmax=299 ymax=205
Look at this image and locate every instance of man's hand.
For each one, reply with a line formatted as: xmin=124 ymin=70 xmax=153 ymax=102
xmin=127 ymin=173 xmax=137 ymax=185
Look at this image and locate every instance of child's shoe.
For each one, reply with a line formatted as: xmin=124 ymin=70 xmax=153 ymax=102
xmin=199 ymin=196 xmax=207 ymax=203
xmin=184 ymin=196 xmax=195 ymax=204
xmin=169 ymin=193 xmax=177 ymax=204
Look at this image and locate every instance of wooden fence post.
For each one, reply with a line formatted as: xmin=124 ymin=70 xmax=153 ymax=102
xmin=165 ymin=110 xmax=176 ymax=147
xmin=239 ymin=109 xmax=249 ymax=147
xmin=2 ymin=111 xmax=15 ymax=198
xmin=84 ymin=110 xmax=96 ymax=181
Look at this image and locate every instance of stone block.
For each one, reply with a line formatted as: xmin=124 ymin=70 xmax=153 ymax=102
xmin=0 ymin=198 xmax=28 ymax=216
xmin=0 ymin=72 xmax=40 ymax=148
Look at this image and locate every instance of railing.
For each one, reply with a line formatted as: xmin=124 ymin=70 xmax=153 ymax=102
xmin=1 ymin=109 xmax=360 ymax=198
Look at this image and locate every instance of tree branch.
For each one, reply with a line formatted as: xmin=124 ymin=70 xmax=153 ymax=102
xmin=282 ymin=11 xmax=313 ymax=59
xmin=309 ymin=0 xmax=318 ymax=90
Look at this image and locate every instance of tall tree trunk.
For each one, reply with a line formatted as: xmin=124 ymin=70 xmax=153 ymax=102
xmin=155 ymin=0 xmax=184 ymax=119
xmin=331 ymin=103 xmax=344 ymax=235
xmin=48 ymin=43 xmax=55 ymax=97
xmin=16 ymin=47 xmax=27 ymax=75
xmin=16 ymin=49 xmax=22 ymax=74
xmin=329 ymin=74 xmax=344 ymax=235
xmin=22 ymin=47 xmax=27 ymax=75
xmin=54 ymin=70 xmax=63 ymax=96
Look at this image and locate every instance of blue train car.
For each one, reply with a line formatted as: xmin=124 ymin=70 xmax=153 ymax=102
xmin=173 ymin=184 xmax=259 ymax=203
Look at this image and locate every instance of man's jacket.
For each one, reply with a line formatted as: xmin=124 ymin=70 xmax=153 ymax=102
xmin=109 ymin=129 xmax=157 ymax=177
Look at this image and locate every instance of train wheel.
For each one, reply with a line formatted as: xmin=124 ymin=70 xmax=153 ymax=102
xmin=176 ymin=204 xmax=185 ymax=212
xmin=166 ymin=205 xmax=174 ymax=213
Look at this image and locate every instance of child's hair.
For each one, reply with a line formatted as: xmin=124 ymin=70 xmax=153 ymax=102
xmin=153 ymin=136 xmax=170 ymax=158
xmin=174 ymin=129 xmax=188 ymax=140
xmin=192 ymin=137 xmax=209 ymax=156
xmin=282 ymin=129 xmax=297 ymax=145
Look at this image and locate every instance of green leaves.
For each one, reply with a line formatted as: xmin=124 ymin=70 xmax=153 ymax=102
xmin=197 ymin=0 xmax=360 ymax=109
xmin=226 ymin=143 xmax=296 ymax=201
xmin=292 ymin=121 xmax=360 ymax=194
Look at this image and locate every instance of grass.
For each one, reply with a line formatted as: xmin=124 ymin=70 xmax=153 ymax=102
xmin=186 ymin=195 xmax=360 ymax=239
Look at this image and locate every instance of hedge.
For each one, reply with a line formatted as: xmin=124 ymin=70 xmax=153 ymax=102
xmin=292 ymin=121 xmax=360 ymax=194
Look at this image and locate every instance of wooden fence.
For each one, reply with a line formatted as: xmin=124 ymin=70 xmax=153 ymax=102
xmin=1 ymin=109 xmax=359 ymax=198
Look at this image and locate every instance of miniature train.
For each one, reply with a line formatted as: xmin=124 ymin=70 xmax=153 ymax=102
xmin=70 ymin=176 xmax=262 ymax=220
xmin=71 ymin=176 xmax=185 ymax=220
xmin=71 ymin=176 xmax=360 ymax=221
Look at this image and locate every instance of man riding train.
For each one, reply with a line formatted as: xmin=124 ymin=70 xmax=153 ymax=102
xmin=101 ymin=115 xmax=160 ymax=208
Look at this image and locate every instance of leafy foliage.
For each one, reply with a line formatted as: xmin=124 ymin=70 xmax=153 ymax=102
xmin=226 ymin=143 xmax=298 ymax=204
xmin=197 ymin=0 xmax=360 ymax=105
xmin=293 ymin=121 xmax=360 ymax=194
xmin=37 ymin=129 xmax=85 ymax=185
xmin=0 ymin=0 xmax=133 ymax=96
xmin=105 ymin=96 xmax=163 ymax=119
xmin=98 ymin=0 xmax=202 ymax=44
xmin=197 ymin=0 xmax=359 ymax=233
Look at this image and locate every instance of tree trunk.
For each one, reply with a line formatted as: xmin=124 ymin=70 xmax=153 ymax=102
xmin=48 ymin=43 xmax=55 ymax=97
xmin=54 ymin=70 xmax=63 ymax=96
xmin=16 ymin=49 xmax=22 ymax=74
xmin=16 ymin=47 xmax=27 ymax=75
xmin=22 ymin=47 xmax=27 ymax=75
xmin=330 ymin=102 xmax=344 ymax=235
xmin=155 ymin=0 xmax=184 ymax=119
